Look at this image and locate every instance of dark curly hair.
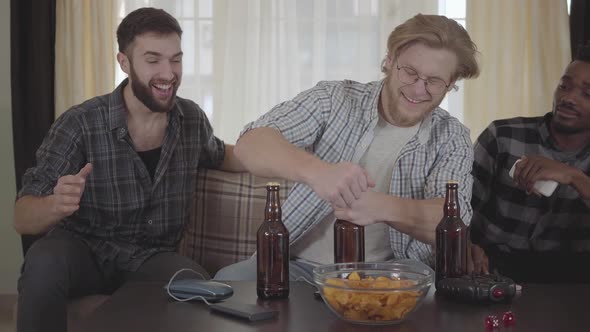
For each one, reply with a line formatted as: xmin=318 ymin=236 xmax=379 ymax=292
xmin=575 ymin=40 xmax=590 ymax=62
xmin=116 ymin=7 xmax=182 ymax=54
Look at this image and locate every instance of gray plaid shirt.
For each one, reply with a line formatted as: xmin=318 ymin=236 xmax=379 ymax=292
xmin=242 ymin=80 xmax=473 ymax=266
xmin=471 ymin=114 xmax=590 ymax=253
xmin=19 ymin=79 xmax=225 ymax=271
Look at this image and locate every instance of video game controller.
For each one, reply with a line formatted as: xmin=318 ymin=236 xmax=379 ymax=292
xmin=509 ymin=159 xmax=558 ymax=197
xmin=436 ymin=274 xmax=517 ymax=303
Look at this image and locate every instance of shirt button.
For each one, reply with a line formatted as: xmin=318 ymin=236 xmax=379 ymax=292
xmin=147 ymin=219 xmax=153 ymax=225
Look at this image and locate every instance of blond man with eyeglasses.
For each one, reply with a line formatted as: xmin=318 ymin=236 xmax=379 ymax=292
xmin=215 ymin=14 xmax=480 ymax=281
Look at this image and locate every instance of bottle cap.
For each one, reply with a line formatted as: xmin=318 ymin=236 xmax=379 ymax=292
xmin=266 ymin=182 xmax=281 ymax=187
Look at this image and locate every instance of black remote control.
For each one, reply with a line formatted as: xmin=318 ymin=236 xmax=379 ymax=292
xmin=436 ymin=274 xmax=517 ymax=303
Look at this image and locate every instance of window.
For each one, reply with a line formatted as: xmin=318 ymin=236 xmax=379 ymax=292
xmin=438 ymin=0 xmax=466 ymax=121
xmin=296 ymin=0 xmax=381 ymax=86
xmin=116 ymin=0 xmax=468 ymax=128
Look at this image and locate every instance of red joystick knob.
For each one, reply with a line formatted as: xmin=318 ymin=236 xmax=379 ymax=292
xmin=491 ymin=287 xmax=504 ymax=299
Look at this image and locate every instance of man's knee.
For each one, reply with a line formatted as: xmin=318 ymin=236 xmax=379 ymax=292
xmin=214 ymin=257 xmax=257 ymax=281
xmin=16 ymin=239 xmax=74 ymax=332
xmin=18 ymin=233 xmax=90 ymax=294
xmin=20 ymin=248 xmax=67 ymax=294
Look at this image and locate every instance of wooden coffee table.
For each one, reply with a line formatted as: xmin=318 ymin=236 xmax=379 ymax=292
xmin=80 ymin=281 xmax=590 ymax=331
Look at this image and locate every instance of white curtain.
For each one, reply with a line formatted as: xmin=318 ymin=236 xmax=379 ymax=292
xmin=55 ymin=0 xmax=116 ymax=117
xmin=211 ymin=0 xmax=438 ymax=143
xmin=211 ymin=0 xmax=301 ymax=143
xmin=56 ymin=1 xmax=574 ymax=144
xmin=464 ymin=0 xmax=571 ymax=142
xmin=109 ymin=0 xmax=439 ymax=142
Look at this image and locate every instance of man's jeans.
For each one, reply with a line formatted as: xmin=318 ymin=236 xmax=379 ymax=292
xmin=17 ymin=228 xmax=208 ymax=332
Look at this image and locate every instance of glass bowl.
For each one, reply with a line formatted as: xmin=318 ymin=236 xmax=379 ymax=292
xmin=313 ymin=261 xmax=433 ymax=325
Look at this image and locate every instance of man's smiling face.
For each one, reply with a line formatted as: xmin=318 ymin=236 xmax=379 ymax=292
xmin=551 ymin=60 xmax=590 ymax=135
xmin=381 ymin=42 xmax=458 ymax=127
xmin=124 ymin=32 xmax=183 ymax=113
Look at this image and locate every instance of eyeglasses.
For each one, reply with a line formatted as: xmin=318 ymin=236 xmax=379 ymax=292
xmin=396 ymin=61 xmax=458 ymax=95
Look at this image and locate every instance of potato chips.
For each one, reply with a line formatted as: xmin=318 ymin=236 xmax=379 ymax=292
xmin=322 ymin=272 xmax=422 ymax=322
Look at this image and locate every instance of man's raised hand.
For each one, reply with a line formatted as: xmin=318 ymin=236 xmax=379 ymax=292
xmin=51 ymin=163 xmax=93 ymax=218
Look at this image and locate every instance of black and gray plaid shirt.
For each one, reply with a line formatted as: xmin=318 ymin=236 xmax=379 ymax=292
xmin=18 ymin=79 xmax=225 ymax=271
xmin=471 ymin=113 xmax=590 ymax=254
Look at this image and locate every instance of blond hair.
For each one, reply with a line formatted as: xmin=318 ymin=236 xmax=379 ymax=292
xmin=382 ymin=14 xmax=479 ymax=81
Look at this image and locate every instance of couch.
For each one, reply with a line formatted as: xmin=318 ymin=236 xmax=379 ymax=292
xmin=179 ymin=168 xmax=292 ymax=276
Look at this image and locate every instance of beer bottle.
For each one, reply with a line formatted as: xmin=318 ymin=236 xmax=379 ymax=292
xmin=334 ymin=219 xmax=365 ymax=263
xmin=435 ymin=181 xmax=467 ymax=288
xmin=257 ymin=182 xmax=289 ymax=299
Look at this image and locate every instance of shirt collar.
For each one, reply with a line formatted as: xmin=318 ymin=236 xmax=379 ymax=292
xmin=538 ymin=112 xmax=553 ymax=146
xmin=107 ymin=79 xmax=128 ymax=133
xmin=369 ymin=79 xmax=385 ymax=121
xmin=416 ymin=112 xmax=433 ymax=145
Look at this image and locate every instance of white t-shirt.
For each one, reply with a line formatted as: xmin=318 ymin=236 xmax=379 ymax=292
xmin=291 ymin=114 xmax=420 ymax=265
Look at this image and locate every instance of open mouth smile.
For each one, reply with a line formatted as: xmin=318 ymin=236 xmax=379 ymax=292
xmin=151 ymin=82 xmax=175 ymax=98
xmin=402 ymin=92 xmax=427 ymax=104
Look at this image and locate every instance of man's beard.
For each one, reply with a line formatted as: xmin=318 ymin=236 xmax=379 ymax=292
xmin=129 ymin=66 xmax=178 ymax=113
xmin=552 ymin=118 xmax=585 ymax=134
xmin=552 ymin=103 xmax=584 ymax=134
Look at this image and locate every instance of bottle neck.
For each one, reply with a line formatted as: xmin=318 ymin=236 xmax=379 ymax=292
xmin=265 ymin=189 xmax=282 ymax=221
xmin=443 ymin=187 xmax=460 ymax=217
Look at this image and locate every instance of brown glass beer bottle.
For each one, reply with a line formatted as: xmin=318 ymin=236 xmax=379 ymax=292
xmin=435 ymin=181 xmax=467 ymax=288
xmin=334 ymin=219 xmax=365 ymax=263
xmin=257 ymin=182 xmax=289 ymax=299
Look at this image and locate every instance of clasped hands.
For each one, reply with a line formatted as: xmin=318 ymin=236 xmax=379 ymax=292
xmin=309 ymin=162 xmax=383 ymax=226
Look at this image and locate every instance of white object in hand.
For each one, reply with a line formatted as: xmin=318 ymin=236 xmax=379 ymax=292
xmin=508 ymin=159 xmax=558 ymax=197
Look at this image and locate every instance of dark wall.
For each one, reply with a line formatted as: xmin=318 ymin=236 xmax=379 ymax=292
xmin=10 ymin=0 xmax=56 ymax=255
xmin=570 ymin=0 xmax=590 ymax=58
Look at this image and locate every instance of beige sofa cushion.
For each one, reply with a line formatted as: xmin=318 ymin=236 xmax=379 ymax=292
xmin=179 ymin=169 xmax=292 ymax=275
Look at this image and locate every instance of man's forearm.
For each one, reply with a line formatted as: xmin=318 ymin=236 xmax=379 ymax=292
xmin=382 ymin=197 xmax=444 ymax=245
xmin=234 ymin=127 xmax=325 ymax=184
xmin=218 ymin=145 xmax=246 ymax=172
xmin=14 ymin=195 xmax=62 ymax=235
